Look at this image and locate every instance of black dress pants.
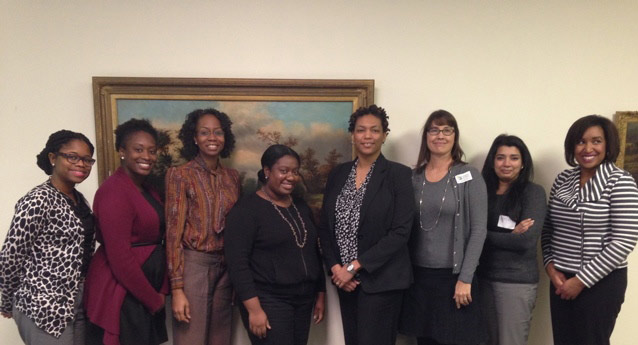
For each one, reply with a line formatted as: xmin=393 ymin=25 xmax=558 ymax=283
xmin=337 ymin=287 xmax=403 ymax=345
xmin=238 ymin=290 xmax=315 ymax=345
xmin=549 ymin=268 xmax=626 ymax=345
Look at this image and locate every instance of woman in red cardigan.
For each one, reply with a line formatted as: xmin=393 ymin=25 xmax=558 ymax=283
xmin=84 ymin=119 xmax=169 ymax=345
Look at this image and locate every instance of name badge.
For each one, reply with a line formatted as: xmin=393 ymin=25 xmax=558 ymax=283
xmin=454 ymin=171 xmax=473 ymax=184
xmin=497 ymin=215 xmax=517 ymax=230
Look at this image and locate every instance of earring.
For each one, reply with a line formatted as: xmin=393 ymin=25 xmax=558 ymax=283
xmin=52 ymin=163 xmax=55 ymax=167
xmin=120 ymin=156 xmax=124 ymax=160
xmin=265 ymin=175 xmax=269 ymax=180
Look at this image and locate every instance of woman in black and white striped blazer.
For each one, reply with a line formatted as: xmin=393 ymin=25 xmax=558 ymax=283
xmin=541 ymin=115 xmax=638 ymax=345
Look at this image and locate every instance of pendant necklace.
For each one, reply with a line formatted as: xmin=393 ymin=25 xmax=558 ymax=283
xmin=262 ymin=187 xmax=308 ymax=248
xmin=419 ymin=169 xmax=452 ymax=231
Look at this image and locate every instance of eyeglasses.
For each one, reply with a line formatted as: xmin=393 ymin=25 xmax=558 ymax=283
xmin=426 ymin=127 xmax=455 ymax=136
xmin=57 ymin=152 xmax=96 ymax=166
xmin=197 ymin=129 xmax=224 ymax=137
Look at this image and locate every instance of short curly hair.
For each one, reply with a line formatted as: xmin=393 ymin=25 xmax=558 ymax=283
xmin=114 ymin=118 xmax=158 ymax=150
xmin=36 ymin=130 xmax=94 ymax=175
xmin=178 ymin=108 xmax=235 ymax=160
xmin=348 ymin=104 xmax=390 ymax=133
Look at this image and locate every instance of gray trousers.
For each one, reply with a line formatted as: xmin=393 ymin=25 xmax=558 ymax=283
xmin=172 ymin=250 xmax=232 ymax=345
xmin=479 ymin=279 xmax=537 ymax=345
xmin=13 ymin=283 xmax=85 ymax=345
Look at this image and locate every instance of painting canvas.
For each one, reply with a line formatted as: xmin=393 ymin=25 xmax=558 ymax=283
xmin=615 ymin=111 xmax=638 ymax=182
xmin=93 ymin=77 xmax=374 ymax=216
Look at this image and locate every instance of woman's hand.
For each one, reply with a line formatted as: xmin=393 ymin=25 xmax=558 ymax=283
xmin=171 ymin=289 xmax=191 ymax=323
xmin=313 ymin=292 xmax=325 ymax=324
xmin=556 ymin=277 xmax=585 ymax=300
xmin=513 ymin=218 xmax=534 ymax=234
xmin=1 ymin=311 xmax=11 ymax=319
xmin=331 ymin=261 xmax=360 ymax=290
xmin=453 ymin=281 xmax=472 ymax=309
xmin=243 ymin=297 xmax=271 ymax=339
xmin=545 ymin=262 xmax=567 ymax=290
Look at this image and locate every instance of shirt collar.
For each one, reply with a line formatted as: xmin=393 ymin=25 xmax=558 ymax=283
xmin=194 ymin=154 xmax=223 ymax=175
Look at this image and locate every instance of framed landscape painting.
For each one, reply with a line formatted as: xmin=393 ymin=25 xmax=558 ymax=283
xmin=615 ymin=111 xmax=638 ymax=182
xmin=93 ymin=77 xmax=374 ymax=215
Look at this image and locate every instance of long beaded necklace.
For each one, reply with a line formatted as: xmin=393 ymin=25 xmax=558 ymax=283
xmin=262 ymin=187 xmax=308 ymax=248
xmin=419 ymin=169 xmax=452 ymax=231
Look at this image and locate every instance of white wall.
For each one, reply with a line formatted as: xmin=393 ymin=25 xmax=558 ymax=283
xmin=1 ymin=1 xmax=637 ymax=344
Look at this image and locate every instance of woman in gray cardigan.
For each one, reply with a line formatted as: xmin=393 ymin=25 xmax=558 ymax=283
xmin=400 ymin=110 xmax=487 ymax=345
xmin=478 ymin=135 xmax=546 ymax=345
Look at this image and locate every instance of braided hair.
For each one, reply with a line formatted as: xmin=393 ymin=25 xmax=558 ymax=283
xmin=36 ymin=130 xmax=94 ymax=175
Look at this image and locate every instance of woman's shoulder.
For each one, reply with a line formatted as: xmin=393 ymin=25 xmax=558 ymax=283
xmin=525 ymin=181 xmax=547 ymax=194
xmin=94 ymin=169 xmax=134 ymax=202
xmin=166 ymin=160 xmax=196 ymax=177
xmin=232 ymin=192 xmax=262 ymax=209
xmin=523 ymin=182 xmax=547 ymax=201
xmin=17 ymin=181 xmax=58 ymax=206
xmin=384 ymin=159 xmax=412 ymax=174
xmin=451 ymin=163 xmax=483 ymax=182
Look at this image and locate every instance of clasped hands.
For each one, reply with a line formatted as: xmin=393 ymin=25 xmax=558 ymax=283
xmin=546 ymin=262 xmax=585 ymax=300
xmin=331 ymin=261 xmax=360 ymax=292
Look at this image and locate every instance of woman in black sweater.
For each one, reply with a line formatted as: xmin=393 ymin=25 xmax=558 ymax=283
xmin=224 ymin=144 xmax=325 ymax=345
xmin=477 ymin=134 xmax=546 ymax=345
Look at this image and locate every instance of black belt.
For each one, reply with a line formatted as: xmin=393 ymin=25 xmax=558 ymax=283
xmin=131 ymin=239 xmax=165 ymax=247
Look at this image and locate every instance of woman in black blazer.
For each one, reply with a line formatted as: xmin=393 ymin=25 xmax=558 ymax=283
xmin=318 ymin=104 xmax=415 ymax=345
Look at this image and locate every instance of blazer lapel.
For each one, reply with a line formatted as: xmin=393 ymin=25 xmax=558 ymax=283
xmin=359 ymin=154 xmax=389 ymax=225
xmin=327 ymin=161 xmax=355 ymax=232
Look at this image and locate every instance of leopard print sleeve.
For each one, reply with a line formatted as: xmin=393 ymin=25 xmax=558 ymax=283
xmin=0 ymin=187 xmax=47 ymax=313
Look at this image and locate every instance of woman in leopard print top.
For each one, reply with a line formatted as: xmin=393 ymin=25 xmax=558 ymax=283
xmin=0 ymin=130 xmax=96 ymax=344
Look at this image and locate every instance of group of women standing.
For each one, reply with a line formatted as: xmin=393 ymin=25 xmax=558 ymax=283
xmin=1 ymin=105 xmax=637 ymax=345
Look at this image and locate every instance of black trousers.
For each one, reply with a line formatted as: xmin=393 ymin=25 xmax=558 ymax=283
xmin=337 ymin=287 xmax=403 ymax=345
xmin=238 ymin=290 xmax=315 ymax=345
xmin=550 ymin=268 xmax=626 ymax=345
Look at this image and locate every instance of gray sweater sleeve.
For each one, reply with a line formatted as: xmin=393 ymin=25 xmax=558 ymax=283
xmin=459 ymin=167 xmax=488 ymax=283
xmin=485 ymin=183 xmax=547 ymax=252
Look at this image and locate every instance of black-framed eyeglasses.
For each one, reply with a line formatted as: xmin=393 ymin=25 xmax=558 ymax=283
xmin=57 ymin=152 xmax=96 ymax=166
xmin=426 ymin=127 xmax=455 ymax=136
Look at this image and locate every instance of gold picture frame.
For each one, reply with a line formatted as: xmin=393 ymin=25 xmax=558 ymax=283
xmin=614 ymin=111 xmax=638 ymax=181
xmin=92 ymin=77 xmax=374 ymax=207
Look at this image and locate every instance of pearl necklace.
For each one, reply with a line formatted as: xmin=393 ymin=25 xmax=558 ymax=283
xmin=419 ymin=169 xmax=452 ymax=231
xmin=262 ymin=188 xmax=308 ymax=248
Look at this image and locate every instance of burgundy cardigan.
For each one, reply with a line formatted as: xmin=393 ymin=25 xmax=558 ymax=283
xmin=83 ymin=167 xmax=168 ymax=345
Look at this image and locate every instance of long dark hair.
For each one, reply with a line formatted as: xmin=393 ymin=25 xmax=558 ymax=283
xmin=415 ymin=110 xmax=465 ymax=173
xmin=481 ymin=134 xmax=534 ymax=219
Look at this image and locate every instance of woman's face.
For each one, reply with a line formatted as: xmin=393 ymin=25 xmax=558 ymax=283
xmin=49 ymin=139 xmax=93 ymax=186
xmin=494 ymin=145 xmax=523 ymax=183
xmin=574 ymin=125 xmax=606 ymax=172
xmin=264 ymin=155 xmax=300 ymax=198
xmin=352 ymin=114 xmax=387 ymax=159
xmin=119 ymin=131 xmax=157 ymax=179
xmin=426 ymin=122 xmax=455 ymax=158
xmin=195 ymin=114 xmax=225 ymax=160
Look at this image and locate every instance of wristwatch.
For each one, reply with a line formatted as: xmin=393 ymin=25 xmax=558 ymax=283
xmin=346 ymin=263 xmax=356 ymax=274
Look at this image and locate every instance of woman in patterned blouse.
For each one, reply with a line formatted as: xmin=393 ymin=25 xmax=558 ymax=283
xmin=0 ymin=130 xmax=96 ymax=345
xmin=165 ymin=108 xmax=240 ymax=345
xmin=318 ymin=104 xmax=415 ymax=345
xmin=542 ymin=115 xmax=638 ymax=345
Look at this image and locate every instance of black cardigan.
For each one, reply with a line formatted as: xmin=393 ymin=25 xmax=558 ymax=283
xmin=318 ymin=154 xmax=415 ymax=293
xmin=224 ymin=193 xmax=325 ymax=302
